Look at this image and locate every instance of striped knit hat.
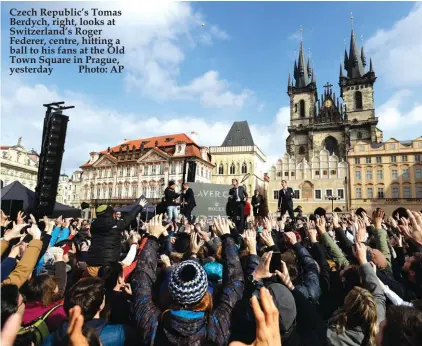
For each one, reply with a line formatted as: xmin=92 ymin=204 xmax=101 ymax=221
xmin=168 ymin=260 xmax=208 ymax=305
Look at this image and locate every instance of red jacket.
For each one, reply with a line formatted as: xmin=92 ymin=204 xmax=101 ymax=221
xmin=244 ymin=202 xmax=251 ymax=216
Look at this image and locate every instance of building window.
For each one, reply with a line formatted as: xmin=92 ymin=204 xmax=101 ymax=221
xmin=218 ymin=164 xmax=224 ymax=175
xmin=97 ymin=188 xmax=100 ymax=198
xmin=330 ymin=169 xmax=336 ymax=175
xmin=241 ymin=162 xmax=247 ymax=174
xmin=392 ymin=187 xmax=399 ymax=198
xmin=376 ymin=156 xmax=382 ymax=163
xmin=201 ymin=167 xmax=204 ymax=177
xmin=366 ymin=157 xmax=371 ymax=164
xmin=124 ymin=187 xmax=129 ymax=198
xmin=377 ymin=169 xmax=383 ymax=180
xmin=367 ymin=187 xmax=373 ymax=199
xmin=377 ymin=187 xmax=384 ymax=198
xmin=337 ymin=189 xmax=344 ymax=199
xmin=230 ymin=163 xmax=235 ymax=175
xmin=325 ymin=189 xmax=333 ymax=197
xmin=117 ymin=187 xmax=122 ymax=198
xmin=416 ymin=154 xmax=421 ymax=162
xmin=315 ymin=189 xmax=322 ymax=200
xmin=323 ymin=170 xmax=328 ymax=176
xmin=402 ymin=155 xmax=408 ymax=162
xmin=273 ymin=190 xmax=279 ymax=200
xmin=144 ymin=166 xmax=149 ymax=176
xmin=109 ymin=187 xmax=113 ymax=197
xmin=299 ymin=100 xmax=305 ymax=118
xmin=315 ymin=170 xmax=320 ymax=176
xmin=355 ymin=171 xmax=362 ymax=180
xmin=151 ymin=165 xmax=156 ymax=175
xmin=291 ymin=172 xmax=295 ymax=177
xmin=299 ymin=146 xmax=305 ymax=155
xmin=277 ymin=171 xmax=282 ymax=177
xmin=391 ymin=156 xmax=397 ymax=163
xmin=354 ymin=158 xmax=360 ymax=164
xmin=416 ymin=168 xmax=422 ymax=179
xmin=356 ymin=187 xmax=362 ymax=198
xmin=366 ymin=170 xmax=372 ymax=180
xmin=284 ymin=172 xmax=289 ymax=177
xmin=392 ymin=169 xmax=398 ymax=180
xmin=403 ymin=186 xmax=411 ymax=199
xmin=403 ymin=168 xmax=409 ymax=179
xmin=294 ymin=190 xmax=300 ymax=199
xmin=355 ymin=91 xmax=363 ymax=109
xmin=170 ymin=164 xmax=176 ymax=175
xmin=416 ymin=186 xmax=422 ymax=198
xmin=389 ymin=143 xmax=396 ymax=150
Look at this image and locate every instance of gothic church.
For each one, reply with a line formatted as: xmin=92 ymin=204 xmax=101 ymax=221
xmin=286 ymin=28 xmax=383 ymax=162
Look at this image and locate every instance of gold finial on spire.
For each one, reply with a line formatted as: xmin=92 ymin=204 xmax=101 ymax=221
xmin=350 ymin=12 xmax=354 ymax=31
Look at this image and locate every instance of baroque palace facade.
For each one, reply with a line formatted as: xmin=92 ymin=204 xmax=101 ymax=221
xmin=0 ymin=137 xmax=39 ymax=190
xmin=268 ymin=27 xmax=384 ymax=214
xmin=80 ymin=133 xmax=214 ymax=207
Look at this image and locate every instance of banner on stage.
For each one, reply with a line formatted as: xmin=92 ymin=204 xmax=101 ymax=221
xmin=189 ymin=182 xmax=232 ymax=222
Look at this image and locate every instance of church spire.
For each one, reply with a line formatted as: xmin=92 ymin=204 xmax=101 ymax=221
xmin=287 ymin=73 xmax=291 ymax=92
xmin=293 ymin=41 xmax=310 ymax=88
xmin=340 ymin=63 xmax=344 ymax=78
xmin=307 ymin=57 xmax=312 ymax=77
xmin=369 ymin=57 xmax=374 ymax=72
xmin=344 ymin=14 xmax=365 ymax=79
xmin=361 ymin=45 xmax=366 ymax=67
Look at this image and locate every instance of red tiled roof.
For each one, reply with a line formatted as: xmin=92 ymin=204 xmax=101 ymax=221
xmin=102 ymin=133 xmax=195 ymax=154
xmin=80 ymin=133 xmax=213 ymax=168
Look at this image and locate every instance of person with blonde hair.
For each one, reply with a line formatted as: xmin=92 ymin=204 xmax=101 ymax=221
xmin=327 ymin=239 xmax=386 ymax=346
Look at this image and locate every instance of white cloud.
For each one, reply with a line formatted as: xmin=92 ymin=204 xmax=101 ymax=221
xmin=92 ymin=2 xmax=250 ymax=109
xmin=366 ymin=2 xmax=422 ymax=87
xmin=377 ymin=89 xmax=422 ymax=135
xmin=1 ymin=81 xmax=286 ymax=173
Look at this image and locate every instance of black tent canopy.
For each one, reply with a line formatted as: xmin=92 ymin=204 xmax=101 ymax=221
xmin=1 ymin=181 xmax=81 ymax=218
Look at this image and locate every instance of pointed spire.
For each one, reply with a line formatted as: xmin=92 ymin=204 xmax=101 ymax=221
xmin=345 ymin=26 xmax=365 ymax=78
xmin=344 ymin=48 xmax=349 ymax=69
xmin=340 ymin=63 xmax=344 ymax=78
xmin=294 ymin=41 xmax=310 ymax=88
xmin=307 ymin=57 xmax=312 ymax=77
xmin=287 ymin=73 xmax=291 ymax=92
xmin=361 ymin=46 xmax=366 ymax=67
xmin=369 ymin=57 xmax=374 ymax=72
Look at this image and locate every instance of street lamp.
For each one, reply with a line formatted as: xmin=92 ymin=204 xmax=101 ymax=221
xmin=325 ymin=195 xmax=340 ymax=212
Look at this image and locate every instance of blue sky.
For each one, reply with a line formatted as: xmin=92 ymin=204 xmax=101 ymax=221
xmin=1 ymin=1 xmax=421 ymax=173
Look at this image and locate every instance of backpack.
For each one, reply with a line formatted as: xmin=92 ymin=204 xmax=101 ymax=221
xmin=17 ymin=304 xmax=63 ymax=346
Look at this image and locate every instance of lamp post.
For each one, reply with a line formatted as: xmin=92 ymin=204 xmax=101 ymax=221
xmin=325 ymin=195 xmax=340 ymax=212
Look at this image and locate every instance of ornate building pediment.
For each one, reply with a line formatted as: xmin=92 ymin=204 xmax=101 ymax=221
xmin=92 ymin=154 xmax=117 ymax=167
xmin=138 ymin=148 xmax=168 ymax=163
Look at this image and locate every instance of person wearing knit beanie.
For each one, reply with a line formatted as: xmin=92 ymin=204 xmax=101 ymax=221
xmin=168 ymin=260 xmax=208 ymax=306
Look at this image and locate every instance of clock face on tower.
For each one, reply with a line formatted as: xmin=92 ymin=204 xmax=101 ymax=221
xmin=324 ymin=99 xmax=333 ymax=108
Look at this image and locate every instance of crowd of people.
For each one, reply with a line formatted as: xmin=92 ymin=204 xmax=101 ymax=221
xmin=1 ymin=195 xmax=422 ymax=346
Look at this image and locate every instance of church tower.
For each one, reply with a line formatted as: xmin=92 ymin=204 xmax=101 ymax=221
xmin=286 ymin=40 xmax=317 ymax=162
xmin=340 ymin=28 xmax=381 ymax=144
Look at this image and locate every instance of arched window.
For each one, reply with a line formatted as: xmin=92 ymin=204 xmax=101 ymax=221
xmin=355 ymin=91 xmax=363 ymax=110
xmin=299 ymin=100 xmax=305 ymax=118
xmin=230 ymin=163 xmax=235 ymax=175
xmin=241 ymin=162 xmax=247 ymax=174
xmin=299 ymin=146 xmax=305 ymax=155
xmin=218 ymin=164 xmax=224 ymax=175
xmin=324 ymin=136 xmax=339 ymax=157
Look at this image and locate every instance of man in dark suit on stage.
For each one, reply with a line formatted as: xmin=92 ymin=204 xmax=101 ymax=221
xmin=228 ymin=178 xmax=247 ymax=232
xmin=278 ymin=179 xmax=295 ymax=220
xmin=181 ymin=182 xmax=196 ymax=223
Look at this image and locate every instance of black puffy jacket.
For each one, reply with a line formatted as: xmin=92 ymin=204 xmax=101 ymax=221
xmin=87 ymin=205 xmax=141 ymax=267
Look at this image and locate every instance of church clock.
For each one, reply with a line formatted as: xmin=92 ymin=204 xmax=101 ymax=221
xmin=324 ymin=99 xmax=333 ymax=108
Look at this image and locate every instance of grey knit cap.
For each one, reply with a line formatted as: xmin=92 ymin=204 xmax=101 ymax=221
xmin=168 ymin=260 xmax=208 ymax=305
